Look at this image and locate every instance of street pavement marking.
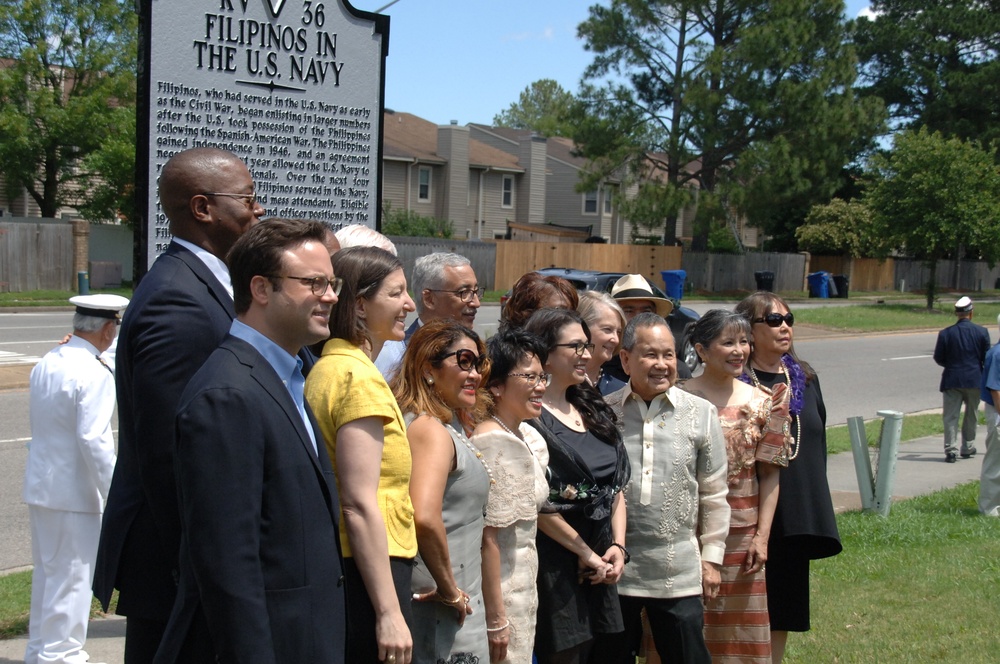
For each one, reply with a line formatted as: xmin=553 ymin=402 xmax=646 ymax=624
xmin=0 ymin=339 xmax=60 ymax=345
xmin=883 ymin=354 xmax=933 ymax=361
xmin=0 ymin=350 xmax=41 ymax=366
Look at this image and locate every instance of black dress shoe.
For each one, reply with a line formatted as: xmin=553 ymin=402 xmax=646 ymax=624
xmin=961 ymin=447 xmax=977 ymax=459
xmin=946 ymin=452 xmax=958 ymax=463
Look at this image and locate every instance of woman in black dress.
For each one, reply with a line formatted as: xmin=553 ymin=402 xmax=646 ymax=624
xmin=523 ymin=308 xmax=630 ymax=664
xmin=735 ymin=292 xmax=842 ymax=662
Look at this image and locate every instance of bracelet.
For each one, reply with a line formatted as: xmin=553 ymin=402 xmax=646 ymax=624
xmin=611 ymin=542 xmax=630 ymax=564
xmin=441 ymin=591 xmax=466 ymax=605
xmin=486 ymin=619 xmax=510 ymax=632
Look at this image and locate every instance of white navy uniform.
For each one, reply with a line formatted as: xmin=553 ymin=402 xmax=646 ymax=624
xmin=24 ymin=296 xmax=123 ymax=664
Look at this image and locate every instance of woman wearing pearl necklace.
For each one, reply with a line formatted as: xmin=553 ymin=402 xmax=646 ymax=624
xmin=472 ymin=328 xmax=552 ymax=663
xmin=735 ymin=293 xmax=842 ymax=663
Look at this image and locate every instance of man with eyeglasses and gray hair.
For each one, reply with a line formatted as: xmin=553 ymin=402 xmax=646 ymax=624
xmin=375 ymin=251 xmax=482 ymax=379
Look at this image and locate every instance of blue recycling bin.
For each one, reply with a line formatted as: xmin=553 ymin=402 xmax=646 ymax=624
xmin=807 ymin=271 xmax=830 ymax=298
xmin=660 ymin=269 xmax=686 ymax=300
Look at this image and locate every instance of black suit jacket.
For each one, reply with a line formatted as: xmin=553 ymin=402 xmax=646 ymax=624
xmin=154 ymin=336 xmax=346 ymax=664
xmin=934 ymin=318 xmax=991 ymax=391
xmin=94 ymin=241 xmax=236 ymax=618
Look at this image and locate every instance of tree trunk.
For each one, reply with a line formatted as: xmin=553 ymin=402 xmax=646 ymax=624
xmin=926 ymin=260 xmax=937 ymax=309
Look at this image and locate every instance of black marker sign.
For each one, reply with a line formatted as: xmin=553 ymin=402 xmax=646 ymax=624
xmin=139 ymin=0 xmax=388 ymax=271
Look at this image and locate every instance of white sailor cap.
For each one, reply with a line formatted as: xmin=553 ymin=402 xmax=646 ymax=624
xmin=70 ymin=294 xmax=130 ymax=320
xmin=955 ymin=296 xmax=973 ymax=313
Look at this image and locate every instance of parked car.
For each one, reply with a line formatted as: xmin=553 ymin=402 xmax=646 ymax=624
xmin=501 ymin=268 xmax=701 ymax=372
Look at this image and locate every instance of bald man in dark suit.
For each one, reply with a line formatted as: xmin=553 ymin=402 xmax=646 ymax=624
xmin=94 ymin=148 xmax=265 ymax=661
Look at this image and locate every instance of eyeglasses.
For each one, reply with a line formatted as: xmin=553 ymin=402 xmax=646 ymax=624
xmin=553 ymin=341 xmax=595 ymax=356
xmin=437 ymin=348 xmax=487 ymax=373
xmin=426 ymin=287 xmax=485 ymax=303
xmin=752 ymin=312 xmax=794 ymax=328
xmin=268 ymin=274 xmax=343 ymax=296
xmin=203 ymin=191 xmax=258 ymax=209
xmin=508 ymin=372 xmax=551 ymax=388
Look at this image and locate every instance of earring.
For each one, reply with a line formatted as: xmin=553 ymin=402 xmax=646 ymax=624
xmin=425 ymin=376 xmax=434 ymax=385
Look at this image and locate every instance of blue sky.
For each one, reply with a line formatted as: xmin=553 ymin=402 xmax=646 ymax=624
xmin=352 ymin=1 xmax=875 ymax=126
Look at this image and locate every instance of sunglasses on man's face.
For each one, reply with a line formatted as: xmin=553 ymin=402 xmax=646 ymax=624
xmin=438 ymin=348 xmax=487 ymax=373
xmin=752 ymin=312 xmax=794 ymax=328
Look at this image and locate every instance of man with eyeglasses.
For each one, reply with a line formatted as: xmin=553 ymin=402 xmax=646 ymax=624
xmin=94 ymin=147 xmax=266 ymax=662
xmin=154 ymin=218 xmax=346 ymax=663
xmin=604 ymin=313 xmax=729 ymax=664
xmin=376 ymin=252 xmax=482 ymax=379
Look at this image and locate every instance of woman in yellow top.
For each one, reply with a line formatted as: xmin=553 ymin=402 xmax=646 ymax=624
xmin=305 ymin=246 xmax=417 ymax=664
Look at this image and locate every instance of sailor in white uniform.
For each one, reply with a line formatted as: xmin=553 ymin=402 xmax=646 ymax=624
xmin=23 ymin=293 xmax=128 ymax=664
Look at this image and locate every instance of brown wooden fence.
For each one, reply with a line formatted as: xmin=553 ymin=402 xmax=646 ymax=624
xmin=0 ymin=221 xmax=74 ymax=292
xmin=809 ymin=256 xmax=895 ymax=292
xmin=494 ymin=241 xmax=682 ymax=291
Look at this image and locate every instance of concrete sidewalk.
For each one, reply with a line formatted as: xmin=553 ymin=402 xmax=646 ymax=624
xmin=0 ymin=427 xmax=989 ymax=662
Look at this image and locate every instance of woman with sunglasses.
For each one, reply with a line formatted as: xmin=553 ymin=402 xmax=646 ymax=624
xmin=471 ymin=328 xmax=552 ymax=663
xmin=523 ymin=308 xmax=630 ymax=664
xmin=734 ymin=293 xmax=842 ymax=663
xmin=305 ymin=246 xmax=417 ymax=664
xmin=679 ymin=310 xmax=791 ymax=663
xmin=390 ymin=320 xmax=492 ymax=664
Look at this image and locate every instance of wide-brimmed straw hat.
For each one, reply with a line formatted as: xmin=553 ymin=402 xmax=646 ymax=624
xmin=610 ymin=274 xmax=673 ymax=318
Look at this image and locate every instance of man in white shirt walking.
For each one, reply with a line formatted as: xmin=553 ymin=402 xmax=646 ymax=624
xmin=24 ymin=293 xmax=128 ymax=664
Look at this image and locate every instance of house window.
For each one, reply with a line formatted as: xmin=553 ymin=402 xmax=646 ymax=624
xmin=502 ymin=175 xmax=513 ymax=208
xmin=583 ymin=190 xmax=598 ymax=215
xmin=418 ymin=167 xmax=431 ymax=202
xmin=604 ymin=190 xmax=613 ymax=214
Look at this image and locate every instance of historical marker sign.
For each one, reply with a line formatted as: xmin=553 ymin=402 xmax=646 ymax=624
xmin=139 ymin=0 xmax=388 ymax=272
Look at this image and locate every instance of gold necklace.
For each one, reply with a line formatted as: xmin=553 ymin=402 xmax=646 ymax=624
xmin=747 ymin=362 xmax=801 ymax=460
xmin=543 ymin=400 xmax=582 ymax=427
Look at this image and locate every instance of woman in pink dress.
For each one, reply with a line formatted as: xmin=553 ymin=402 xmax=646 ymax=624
xmin=680 ymin=310 xmax=791 ymax=663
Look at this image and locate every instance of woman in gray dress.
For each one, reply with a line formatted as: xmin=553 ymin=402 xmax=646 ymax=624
xmin=391 ymin=320 xmax=493 ymax=664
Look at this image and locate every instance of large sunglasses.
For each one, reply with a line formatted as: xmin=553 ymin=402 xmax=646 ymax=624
xmin=437 ymin=348 xmax=487 ymax=373
xmin=553 ymin=341 xmax=596 ymax=356
xmin=752 ymin=312 xmax=794 ymax=328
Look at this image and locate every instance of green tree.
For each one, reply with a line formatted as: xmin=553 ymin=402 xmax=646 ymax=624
xmin=854 ymin=0 xmax=1000 ymax=149
xmin=0 ymin=0 xmax=136 ymax=218
xmin=864 ymin=127 xmax=1000 ymax=309
xmin=78 ymin=105 xmax=135 ymax=225
xmin=795 ymin=198 xmax=882 ymax=257
xmin=493 ymin=79 xmax=578 ymax=137
xmin=573 ymin=0 xmax=883 ymax=249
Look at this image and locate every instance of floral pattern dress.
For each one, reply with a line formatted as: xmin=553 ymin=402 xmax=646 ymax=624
xmin=685 ymin=383 xmax=791 ymax=664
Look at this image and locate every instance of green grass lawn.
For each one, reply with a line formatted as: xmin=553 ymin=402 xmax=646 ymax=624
xmin=786 ymin=481 xmax=1000 ymax=663
xmin=0 ymin=288 xmax=133 ymax=307
xmin=795 ymin=302 xmax=1000 ymax=333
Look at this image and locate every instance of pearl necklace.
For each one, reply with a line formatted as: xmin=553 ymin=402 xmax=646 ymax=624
xmin=747 ymin=362 xmax=801 ymax=460
xmin=453 ymin=424 xmax=495 ymax=486
xmin=491 ymin=415 xmax=523 ymax=441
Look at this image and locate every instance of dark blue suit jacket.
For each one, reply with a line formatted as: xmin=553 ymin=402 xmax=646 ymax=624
xmin=934 ymin=317 xmax=991 ymax=391
xmin=153 ymin=336 xmax=345 ymax=663
xmin=94 ymin=241 xmax=236 ymax=618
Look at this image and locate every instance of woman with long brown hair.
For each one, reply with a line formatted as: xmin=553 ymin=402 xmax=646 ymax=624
xmin=305 ymin=246 xmax=417 ymax=664
xmin=391 ymin=320 xmax=493 ymax=664
xmin=501 ymin=272 xmax=579 ymax=329
xmin=523 ymin=308 xmax=630 ymax=664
